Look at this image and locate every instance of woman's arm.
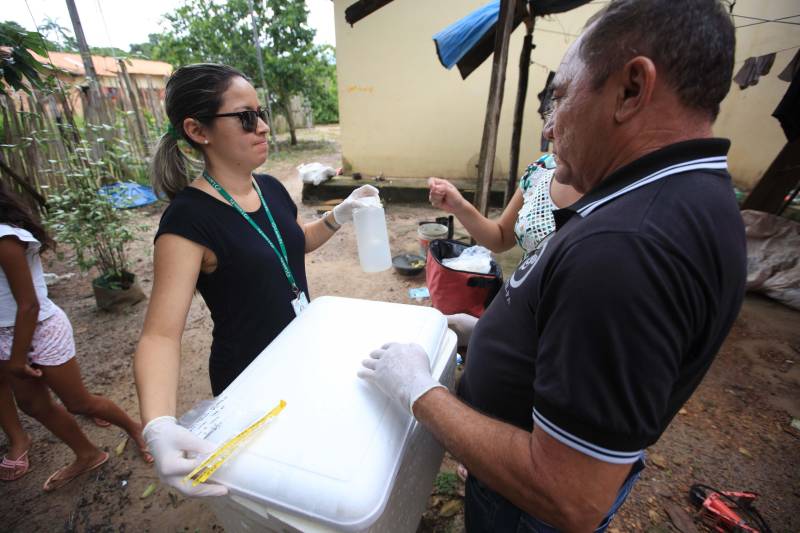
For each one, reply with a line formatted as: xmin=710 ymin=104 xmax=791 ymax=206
xmin=428 ymin=178 xmax=523 ymax=253
xmin=134 ymin=234 xmax=204 ymax=424
xmin=301 ymin=212 xmax=338 ymax=253
xmin=0 ymin=237 xmax=42 ymax=379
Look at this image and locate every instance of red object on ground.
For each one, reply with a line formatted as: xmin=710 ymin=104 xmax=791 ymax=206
xmin=426 ymin=239 xmax=502 ymax=318
xmin=689 ymin=484 xmax=765 ymax=533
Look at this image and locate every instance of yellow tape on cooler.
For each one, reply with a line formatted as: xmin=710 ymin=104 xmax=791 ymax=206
xmin=184 ymin=399 xmax=287 ymax=487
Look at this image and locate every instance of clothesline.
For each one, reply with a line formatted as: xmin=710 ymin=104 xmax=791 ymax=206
xmin=734 ymin=13 xmax=800 ymax=29
xmin=733 ymin=45 xmax=800 ymax=66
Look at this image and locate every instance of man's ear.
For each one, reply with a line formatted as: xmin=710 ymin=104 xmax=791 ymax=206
xmin=183 ymin=117 xmax=208 ymax=145
xmin=614 ymin=56 xmax=657 ymax=124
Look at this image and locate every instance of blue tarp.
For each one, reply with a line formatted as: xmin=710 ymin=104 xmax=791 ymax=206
xmin=98 ymin=181 xmax=159 ymax=209
xmin=432 ymin=0 xmax=593 ymax=79
xmin=433 ymin=1 xmax=500 ymax=70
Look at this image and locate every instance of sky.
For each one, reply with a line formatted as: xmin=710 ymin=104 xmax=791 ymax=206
xmin=5 ymin=0 xmax=336 ymax=50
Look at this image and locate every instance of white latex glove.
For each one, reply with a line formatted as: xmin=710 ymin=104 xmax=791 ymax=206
xmin=332 ymin=184 xmax=380 ymax=224
xmin=143 ymin=416 xmax=228 ymax=497
xmin=447 ymin=313 xmax=478 ymax=347
xmin=358 ymin=342 xmax=445 ymax=415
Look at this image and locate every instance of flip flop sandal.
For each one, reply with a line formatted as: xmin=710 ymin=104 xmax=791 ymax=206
xmin=0 ymin=451 xmax=30 ymax=481
xmin=457 ymin=463 xmax=468 ymax=483
xmin=140 ymin=448 xmax=154 ymax=464
xmin=92 ymin=417 xmax=111 ymax=428
xmin=43 ymin=451 xmax=109 ymax=492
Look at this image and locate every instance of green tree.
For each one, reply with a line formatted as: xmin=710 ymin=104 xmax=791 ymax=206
xmin=309 ymin=45 xmax=339 ymax=124
xmin=129 ymin=34 xmax=161 ymax=59
xmin=39 ymin=17 xmax=78 ymax=51
xmin=0 ymin=20 xmax=50 ymax=93
xmin=148 ymin=0 xmax=338 ymax=144
xmin=39 ymin=18 xmax=127 ymax=57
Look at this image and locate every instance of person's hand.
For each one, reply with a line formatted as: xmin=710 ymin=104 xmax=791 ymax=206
xmin=447 ymin=313 xmax=478 ymax=347
xmin=428 ymin=177 xmax=468 ymax=214
xmin=7 ymin=361 xmax=42 ymax=379
xmin=332 ymin=184 xmax=380 ymax=224
xmin=358 ymin=342 xmax=445 ymax=415
xmin=143 ymin=416 xmax=228 ymax=497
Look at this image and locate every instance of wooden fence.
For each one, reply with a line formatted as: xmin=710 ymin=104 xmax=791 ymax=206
xmin=0 ymin=60 xmax=164 ymax=214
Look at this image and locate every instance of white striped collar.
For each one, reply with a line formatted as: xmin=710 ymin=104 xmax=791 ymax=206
xmin=553 ymin=139 xmax=731 ymax=229
xmin=577 ymin=155 xmax=728 ymax=217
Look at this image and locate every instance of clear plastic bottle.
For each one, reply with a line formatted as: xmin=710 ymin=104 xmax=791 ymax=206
xmin=352 ymin=205 xmax=392 ymax=272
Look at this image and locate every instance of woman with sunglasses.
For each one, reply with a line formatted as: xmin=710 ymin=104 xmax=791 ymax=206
xmin=134 ymin=63 xmax=377 ymax=497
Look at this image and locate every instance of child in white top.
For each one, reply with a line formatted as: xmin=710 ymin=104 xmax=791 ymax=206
xmin=0 ymin=182 xmax=151 ymax=491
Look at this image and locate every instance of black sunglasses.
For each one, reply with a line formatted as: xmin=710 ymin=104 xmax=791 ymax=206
xmin=209 ymin=107 xmax=268 ymax=133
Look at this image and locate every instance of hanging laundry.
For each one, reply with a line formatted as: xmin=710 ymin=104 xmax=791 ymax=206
xmin=773 ymin=66 xmax=800 ymax=142
xmin=537 ymin=71 xmax=556 ymax=121
xmin=778 ymin=50 xmax=800 ymax=82
xmin=733 ymin=53 xmax=776 ymax=89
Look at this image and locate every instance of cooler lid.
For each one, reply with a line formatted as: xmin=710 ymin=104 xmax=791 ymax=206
xmin=187 ymin=296 xmax=451 ymax=530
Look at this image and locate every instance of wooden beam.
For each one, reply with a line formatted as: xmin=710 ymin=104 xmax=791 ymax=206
xmin=505 ymin=17 xmax=534 ymax=206
xmin=345 ymin=0 xmax=396 ymax=25
xmin=741 ymin=138 xmax=800 ymax=214
xmin=475 ymin=0 xmax=517 ymax=216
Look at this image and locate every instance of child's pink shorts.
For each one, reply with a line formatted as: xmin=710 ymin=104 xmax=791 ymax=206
xmin=0 ymin=307 xmax=76 ymax=366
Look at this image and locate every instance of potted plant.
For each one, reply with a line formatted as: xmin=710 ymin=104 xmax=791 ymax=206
xmin=47 ymin=138 xmax=146 ymax=311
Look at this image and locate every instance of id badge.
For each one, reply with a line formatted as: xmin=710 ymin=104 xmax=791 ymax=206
xmin=291 ymin=291 xmax=309 ymax=317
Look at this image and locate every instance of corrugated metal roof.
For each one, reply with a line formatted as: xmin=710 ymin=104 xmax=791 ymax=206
xmin=28 ymin=50 xmax=172 ymax=78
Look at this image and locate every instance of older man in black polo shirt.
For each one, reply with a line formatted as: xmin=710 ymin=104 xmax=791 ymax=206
xmin=359 ymin=0 xmax=747 ymax=531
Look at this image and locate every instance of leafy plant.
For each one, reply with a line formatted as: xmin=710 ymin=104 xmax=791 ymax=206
xmin=434 ymin=471 xmax=460 ymax=496
xmin=0 ymin=20 xmax=50 ymax=93
xmin=46 ymin=141 xmax=135 ymax=285
xmin=29 ymin=110 xmax=145 ymax=287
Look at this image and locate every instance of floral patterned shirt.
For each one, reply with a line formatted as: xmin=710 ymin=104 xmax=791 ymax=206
xmin=514 ymin=154 xmax=557 ymax=256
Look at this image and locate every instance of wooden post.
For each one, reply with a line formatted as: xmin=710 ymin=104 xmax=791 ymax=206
xmin=66 ymin=0 xmax=105 ymax=124
xmin=118 ymin=59 xmax=150 ymax=151
xmin=475 ymin=0 xmax=517 ymax=216
xmin=66 ymin=0 xmax=98 ymax=83
xmin=505 ymin=17 xmax=534 ymax=206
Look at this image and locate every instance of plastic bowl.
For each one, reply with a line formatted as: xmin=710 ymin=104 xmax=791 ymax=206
xmin=392 ymin=254 xmax=426 ymax=276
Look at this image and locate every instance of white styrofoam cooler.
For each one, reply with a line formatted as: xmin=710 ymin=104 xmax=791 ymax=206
xmin=187 ymin=296 xmax=457 ymax=532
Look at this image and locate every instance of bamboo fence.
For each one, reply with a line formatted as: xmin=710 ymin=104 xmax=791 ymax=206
xmin=0 ymin=64 xmax=163 ymax=214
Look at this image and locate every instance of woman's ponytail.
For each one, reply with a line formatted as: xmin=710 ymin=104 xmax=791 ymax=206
xmin=151 ymin=131 xmax=192 ymax=201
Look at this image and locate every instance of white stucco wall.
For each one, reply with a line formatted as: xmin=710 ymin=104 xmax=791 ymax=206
xmin=334 ymin=0 xmax=799 ymax=189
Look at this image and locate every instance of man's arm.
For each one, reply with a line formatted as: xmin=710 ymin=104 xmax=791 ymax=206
xmin=413 ymin=387 xmax=632 ymax=532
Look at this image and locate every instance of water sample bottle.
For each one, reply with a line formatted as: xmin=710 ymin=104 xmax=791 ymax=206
xmin=353 ymin=204 xmax=392 ymax=272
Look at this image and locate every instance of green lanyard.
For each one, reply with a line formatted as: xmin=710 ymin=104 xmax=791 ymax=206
xmin=202 ymin=170 xmax=300 ymax=296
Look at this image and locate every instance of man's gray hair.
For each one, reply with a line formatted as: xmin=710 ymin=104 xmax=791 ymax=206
xmin=579 ymin=0 xmax=735 ymax=119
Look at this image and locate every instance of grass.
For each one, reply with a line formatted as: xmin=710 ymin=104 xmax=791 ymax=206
xmin=434 ymin=471 xmax=459 ymax=496
xmin=268 ymin=139 xmax=338 ymax=163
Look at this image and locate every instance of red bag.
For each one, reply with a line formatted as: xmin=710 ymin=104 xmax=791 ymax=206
xmin=426 ymin=239 xmax=503 ymax=318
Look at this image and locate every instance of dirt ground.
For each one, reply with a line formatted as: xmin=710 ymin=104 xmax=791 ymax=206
xmin=2 ymin=126 xmax=798 ymax=533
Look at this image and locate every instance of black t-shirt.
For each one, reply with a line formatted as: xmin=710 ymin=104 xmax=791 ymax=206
xmin=458 ymin=139 xmax=747 ymax=464
xmin=156 ymin=174 xmax=308 ymax=395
